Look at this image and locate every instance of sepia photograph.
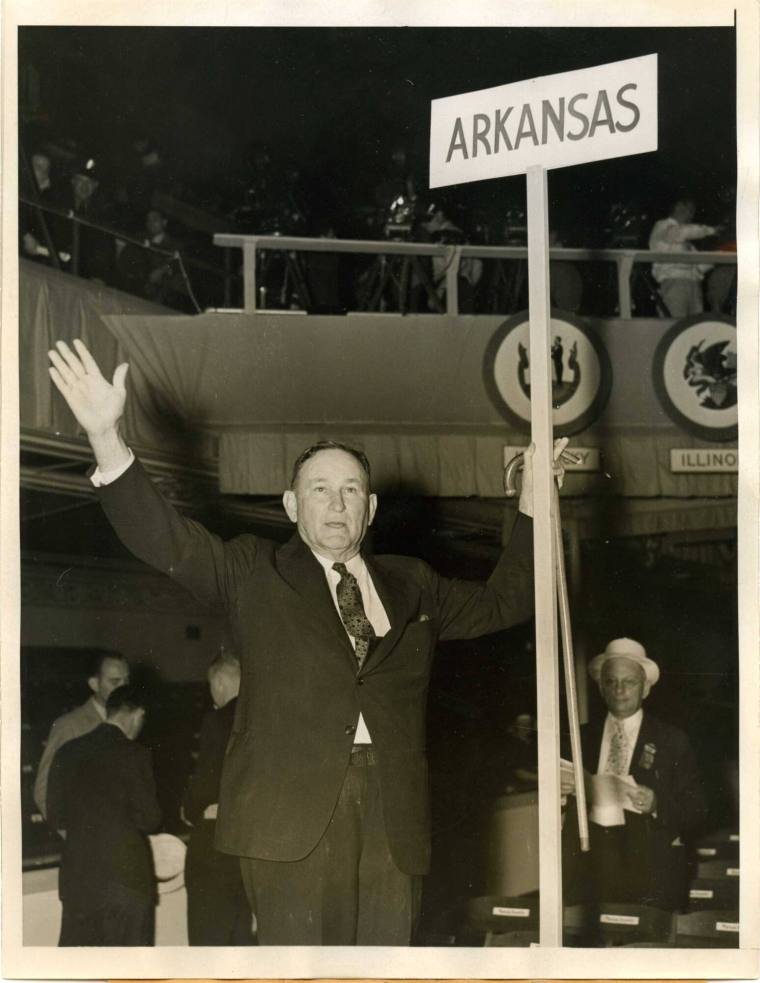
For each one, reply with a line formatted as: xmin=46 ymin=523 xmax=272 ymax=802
xmin=2 ymin=0 xmax=758 ymax=979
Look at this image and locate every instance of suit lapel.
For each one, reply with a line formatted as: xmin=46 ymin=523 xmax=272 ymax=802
xmin=631 ymin=712 xmax=658 ymax=782
xmin=583 ymin=717 xmax=605 ymax=772
xmin=275 ymin=534 xmax=353 ymax=653
xmin=361 ymin=555 xmax=421 ymax=671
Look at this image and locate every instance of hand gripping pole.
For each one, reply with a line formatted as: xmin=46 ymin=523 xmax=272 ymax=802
xmin=504 ymin=449 xmax=590 ymax=853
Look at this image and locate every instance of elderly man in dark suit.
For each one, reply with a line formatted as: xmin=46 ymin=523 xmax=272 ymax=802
xmin=183 ymin=651 xmax=255 ymax=946
xmin=47 ymin=338 xmax=552 ymax=946
xmin=562 ymin=637 xmax=707 ymax=914
xmin=47 ymin=684 xmax=162 ymax=946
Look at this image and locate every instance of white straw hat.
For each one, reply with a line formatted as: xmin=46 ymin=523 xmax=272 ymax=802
xmin=588 ymin=637 xmax=660 ymax=687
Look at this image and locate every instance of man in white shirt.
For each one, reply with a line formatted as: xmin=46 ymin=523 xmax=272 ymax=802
xmin=648 ymin=198 xmax=718 ymax=317
xmin=562 ymin=638 xmax=706 ymax=914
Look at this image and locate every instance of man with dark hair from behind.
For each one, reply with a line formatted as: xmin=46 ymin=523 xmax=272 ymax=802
xmin=183 ymin=650 xmax=256 ymax=945
xmin=34 ymin=651 xmax=130 ymax=819
xmin=47 ymin=684 xmax=162 ymax=946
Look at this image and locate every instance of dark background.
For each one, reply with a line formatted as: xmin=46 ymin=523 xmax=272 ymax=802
xmin=19 ymin=25 xmax=737 ymax=238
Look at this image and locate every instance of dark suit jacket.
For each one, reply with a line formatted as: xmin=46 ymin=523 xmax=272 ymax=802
xmin=183 ymin=698 xmax=237 ymax=825
xmin=47 ymin=723 xmax=162 ymax=908
xmin=563 ymin=711 xmax=707 ymax=908
xmin=98 ymin=459 xmax=533 ymax=875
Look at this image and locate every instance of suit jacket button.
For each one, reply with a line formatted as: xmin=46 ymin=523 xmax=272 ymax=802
xmin=344 ymin=724 xmax=356 ymax=735
xmin=357 ymin=679 xmax=364 ymax=686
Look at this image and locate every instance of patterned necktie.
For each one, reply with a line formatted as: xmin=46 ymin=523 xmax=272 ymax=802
xmin=606 ymin=718 xmax=629 ymax=776
xmin=333 ymin=562 xmax=375 ymax=669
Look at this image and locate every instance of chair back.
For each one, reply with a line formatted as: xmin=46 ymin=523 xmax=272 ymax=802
xmin=463 ymin=895 xmax=538 ymax=945
xmin=688 ymin=877 xmax=739 ymax=911
xmin=675 ymin=909 xmax=740 ymax=948
xmin=563 ymin=902 xmax=674 ymax=946
xmin=697 ymin=859 xmax=740 ymax=880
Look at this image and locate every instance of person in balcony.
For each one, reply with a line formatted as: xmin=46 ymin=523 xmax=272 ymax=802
xmin=648 ymin=198 xmax=718 ymax=318
xmin=20 ymin=150 xmax=62 ymax=264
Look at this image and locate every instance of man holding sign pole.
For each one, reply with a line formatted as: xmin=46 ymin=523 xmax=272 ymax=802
xmin=47 ymin=336 xmax=572 ymax=946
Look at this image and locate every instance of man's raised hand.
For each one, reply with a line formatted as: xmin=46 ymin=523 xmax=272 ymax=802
xmin=48 ymin=339 xmax=129 ymax=438
xmin=49 ymin=339 xmax=132 ymax=474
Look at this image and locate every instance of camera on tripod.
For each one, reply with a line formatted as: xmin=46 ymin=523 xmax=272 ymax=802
xmin=604 ymin=202 xmax=651 ymax=248
xmin=383 ymin=194 xmax=416 ymax=239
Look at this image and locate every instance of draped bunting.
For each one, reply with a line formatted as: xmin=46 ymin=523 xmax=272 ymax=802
xmin=20 ymin=262 xmax=737 ymax=517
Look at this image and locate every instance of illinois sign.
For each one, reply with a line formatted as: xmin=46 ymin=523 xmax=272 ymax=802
xmin=653 ymin=314 xmax=738 ymax=442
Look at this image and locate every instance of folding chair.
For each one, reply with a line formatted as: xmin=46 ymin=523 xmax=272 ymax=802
xmin=562 ymin=902 xmax=674 ymax=947
xmin=462 ymin=895 xmax=539 ymax=946
xmin=697 ymin=859 xmax=740 ymax=881
xmin=562 ymin=903 xmax=596 ymax=947
xmin=674 ymin=909 xmax=740 ymax=948
xmin=695 ymin=829 xmax=739 ymax=862
xmin=688 ymin=876 xmax=739 ymax=911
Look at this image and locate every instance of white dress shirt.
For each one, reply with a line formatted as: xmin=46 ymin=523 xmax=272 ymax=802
xmin=648 ymin=216 xmax=717 ymax=283
xmin=90 ymin=449 xmax=135 ymax=487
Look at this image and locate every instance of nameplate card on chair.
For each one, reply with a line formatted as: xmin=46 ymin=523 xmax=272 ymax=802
xmin=716 ymin=921 xmax=740 ymax=933
xmin=690 ymin=889 xmax=714 ymax=899
xmin=698 ymin=847 xmax=718 ymax=856
xmin=600 ymin=913 xmax=639 ymax=926
xmin=727 ymin=867 xmax=740 ymax=876
xmin=492 ymin=906 xmax=531 ymax=918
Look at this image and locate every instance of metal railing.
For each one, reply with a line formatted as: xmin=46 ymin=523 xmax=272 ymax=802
xmin=214 ymin=232 xmax=737 ymax=318
xmin=20 ymin=195 xmax=238 ymax=311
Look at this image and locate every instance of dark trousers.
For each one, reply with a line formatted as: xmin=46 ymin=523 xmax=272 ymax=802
xmin=240 ymin=748 xmax=421 ymax=945
xmin=186 ymin=820 xmax=256 ymax=945
xmin=577 ymin=821 xmax=686 ymax=911
xmin=59 ymin=882 xmax=154 ymax=946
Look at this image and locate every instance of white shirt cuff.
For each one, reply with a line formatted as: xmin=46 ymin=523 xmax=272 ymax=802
xmin=90 ymin=449 xmax=135 ymax=487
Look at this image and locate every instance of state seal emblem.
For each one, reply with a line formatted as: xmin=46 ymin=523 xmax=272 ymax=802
xmin=483 ymin=310 xmax=612 ymax=435
xmin=652 ymin=314 xmax=737 ymax=442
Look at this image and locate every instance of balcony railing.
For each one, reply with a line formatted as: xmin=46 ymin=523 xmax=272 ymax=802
xmin=214 ymin=232 xmax=737 ymax=319
xmin=19 ymin=196 xmax=238 ymax=311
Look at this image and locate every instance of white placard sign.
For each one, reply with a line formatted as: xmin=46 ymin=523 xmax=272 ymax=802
xmin=670 ymin=448 xmax=738 ymax=473
xmin=504 ymin=445 xmax=600 ymax=472
xmin=430 ymin=54 xmax=658 ymax=188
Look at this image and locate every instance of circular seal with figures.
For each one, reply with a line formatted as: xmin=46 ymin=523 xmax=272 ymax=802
xmin=652 ymin=314 xmax=737 ymax=442
xmin=483 ymin=310 xmax=612 ymax=436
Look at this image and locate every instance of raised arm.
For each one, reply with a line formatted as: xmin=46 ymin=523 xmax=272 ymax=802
xmin=47 ymin=339 xmax=259 ymax=607
xmin=48 ymin=339 xmax=132 ymax=474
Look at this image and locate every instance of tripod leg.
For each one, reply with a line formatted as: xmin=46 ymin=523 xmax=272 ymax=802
xmin=286 ymin=252 xmax=313 ymax=310
xmin=369 ymin=256 xmax=391 ymax=311
xmin=411 ymin=256 xmax=444 ymax=313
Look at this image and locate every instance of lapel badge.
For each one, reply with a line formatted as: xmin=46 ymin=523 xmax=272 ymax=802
xmin=638 ymin=742 xmax=656 ymax=771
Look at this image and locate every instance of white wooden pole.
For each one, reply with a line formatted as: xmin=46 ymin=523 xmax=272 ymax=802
xmin=526 ymin=164 xmax=562 ymax=947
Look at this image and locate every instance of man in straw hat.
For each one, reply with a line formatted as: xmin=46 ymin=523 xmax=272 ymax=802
xmin=562 ymin=637 xmax=706 ymax=912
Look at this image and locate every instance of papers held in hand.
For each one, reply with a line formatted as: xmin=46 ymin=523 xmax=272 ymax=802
xmin=560 ymin=758 xmax=642 ymax=826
